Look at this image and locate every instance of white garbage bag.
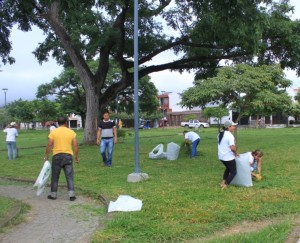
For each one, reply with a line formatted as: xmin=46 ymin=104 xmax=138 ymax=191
xmin=149 ymin=144 xmax=166 ymax=159
xmin=166 ymin=142 xmax=180 ymax=160
xmin=34 ymin=160 xmax=51 ymax=196
xmin=108 ymin=195 xmax=142 ymax=212
xmin=230 ymin=153 xmax=253 ymax=187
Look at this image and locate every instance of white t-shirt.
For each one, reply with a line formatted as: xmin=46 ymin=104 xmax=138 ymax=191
xmin=185 ymin=131 xmax=200 ymax=142
xmin=247 ymin=152 xmax=256 ymax=171
xmin=49 ymin=125 xmax=56 ymax=131
xmin=218 ymin=131 xmax=235 ymax=161
xmin=247 ymin=152 xmax=254 ymax=164
xmin=3 ymin=127 xmax=18 ymax=142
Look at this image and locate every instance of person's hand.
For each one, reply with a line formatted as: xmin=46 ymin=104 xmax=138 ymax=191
xmin=256 ymin=174 xmax=263 ymax=181
xmin=75 ymin=156 xmax=80 ymax=164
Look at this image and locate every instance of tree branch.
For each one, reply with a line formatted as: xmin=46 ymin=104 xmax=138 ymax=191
xmin=43 ymin=0 xmax=94 ymax=87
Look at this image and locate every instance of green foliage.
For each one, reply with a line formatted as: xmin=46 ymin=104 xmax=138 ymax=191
xmin=36 ymin=60 xmax=159 ymax=120
xmin=1 ymin=127 xmax=300 ymax=242
xmin=203 ymin=106 xmax=228 ymax=131
xmin=117 ymin=128 xmax=126 ymax=141
xmin=184 ymin=114 xmax=197 ymax=121
xmin=181 ymin=64 xmax=293 ymax=122
xmin=2 ymin=0 xmax=300 ymax=144
xmin=203 ymin=107 xmax=228 ymax=121
xmin=5 ymin=99 xmax=59 ymax=125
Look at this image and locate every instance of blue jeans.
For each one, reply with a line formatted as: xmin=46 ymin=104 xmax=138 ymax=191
xmin=100 ymin=138 xmax=114 ymax=166
xmin=6 ymin=141 xmax=17 ymax=160
xmin=50 ymin=153 xmax=75 ymax=197
xmin=191 ymin=138 xmax=200 ymax=158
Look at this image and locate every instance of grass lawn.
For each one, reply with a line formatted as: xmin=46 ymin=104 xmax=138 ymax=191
xmin=0 ymin=127 xmax=300 ymax=242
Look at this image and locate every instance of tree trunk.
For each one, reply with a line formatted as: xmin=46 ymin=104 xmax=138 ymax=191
xmin=83 ymin=86 xmax=99 ymax=144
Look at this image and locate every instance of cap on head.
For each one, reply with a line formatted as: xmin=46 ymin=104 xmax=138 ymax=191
xmin=224 ymin=120 xmax=237 ymax=128
xmin=10 ymin=122 xmax=16 ymax=127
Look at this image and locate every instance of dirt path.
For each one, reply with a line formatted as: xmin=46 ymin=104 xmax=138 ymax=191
xmin=0 ymin=183 xmax=104 ymax=243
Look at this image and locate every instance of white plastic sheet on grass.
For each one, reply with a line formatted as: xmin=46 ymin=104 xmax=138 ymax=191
xmin=149 ymin=144 xmax=166 ymax=159
xmin=33 ymin=160 xmax=51 ymax=196
xmin=108 ymin=195 xmax=142 ymax=212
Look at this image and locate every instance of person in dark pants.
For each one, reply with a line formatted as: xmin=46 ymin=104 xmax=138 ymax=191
xmin=97 ymin=112 xmax=118 ymax=167
xmin=183 ymin=130 xmax=200 ymax=159
xmin=218 ymin=120 xmax=238 ymax=189
xmin=45 ymin=116 xmax=79 ymax=201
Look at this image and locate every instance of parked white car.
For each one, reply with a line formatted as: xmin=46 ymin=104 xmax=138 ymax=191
xmin=180 ymin=119 xmax=210 ymax=128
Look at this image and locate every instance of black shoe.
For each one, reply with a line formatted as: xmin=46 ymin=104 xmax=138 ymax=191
xmin=70 ymin=196 xmax=76 ymax=201
xmin=47 ymin=195 xmax=57 ymax=200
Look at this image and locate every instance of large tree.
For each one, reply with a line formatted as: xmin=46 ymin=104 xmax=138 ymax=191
xmin=181 ymin=64 xmax=293 ymax=122
xmin=36 ymin=62 xmax=159 ymax=124
xmin=1 ymin=0 xmax=300 ymax=143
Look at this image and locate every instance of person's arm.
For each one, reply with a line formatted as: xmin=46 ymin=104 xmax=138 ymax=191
xmin=44 ymin=138 xmax=54 ymax=162
xmin=113 ymin=126 xmax=118 ymax=144
xmin=96 ymin=128 xmax=101 ymax=145
xmin=72 ymin=137 xmax=79 ymax=163
xmin=257 ymin=157 xmax=262 ymax=174
xmin=230 ymin=144 xmax=239 ymax=156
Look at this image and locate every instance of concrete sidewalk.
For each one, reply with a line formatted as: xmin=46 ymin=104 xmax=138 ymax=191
xmin=0 ymin=183 xmax=104 ymax=243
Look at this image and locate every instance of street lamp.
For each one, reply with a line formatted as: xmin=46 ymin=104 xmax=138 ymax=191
xmin=2 ymin=88 xmax=8 ymax=107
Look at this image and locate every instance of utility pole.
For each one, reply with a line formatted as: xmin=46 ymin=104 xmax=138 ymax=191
xmin=2 ymin=88 xmax=8 ymax=107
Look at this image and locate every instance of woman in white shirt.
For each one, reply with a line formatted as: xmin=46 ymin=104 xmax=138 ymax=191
xmin=218 ymin=120 xmax=238 ymax=189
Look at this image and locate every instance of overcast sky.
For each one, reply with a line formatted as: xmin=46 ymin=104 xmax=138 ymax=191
xmin=0 ymin=0 xmax=299 ymax=107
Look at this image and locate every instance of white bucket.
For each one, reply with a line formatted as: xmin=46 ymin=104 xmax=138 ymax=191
xmin=166 ymin=142 xmax=180 ymax=160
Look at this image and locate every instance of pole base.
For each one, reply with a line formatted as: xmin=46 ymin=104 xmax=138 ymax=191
xmin=127 ymin=172 xmax=149 ymax=183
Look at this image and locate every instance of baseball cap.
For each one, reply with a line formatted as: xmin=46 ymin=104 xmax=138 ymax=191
xmin=224 ymin=120 xmax=237 ymax=128
xmin=10 ymin=122 xmax=16 ymax=126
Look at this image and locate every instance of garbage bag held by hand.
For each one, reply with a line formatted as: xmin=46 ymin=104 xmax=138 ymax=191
xmin=34 ymin=160 xmax=51 ymax=188
xmin=230 ymin=153 xmax=253 ymax=187
xmin=149 ymin=144 xmax=166 ymax=159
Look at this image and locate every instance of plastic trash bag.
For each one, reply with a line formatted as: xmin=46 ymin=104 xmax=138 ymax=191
xmin=166 ymin=142 xmax=180 ymax=160
xmin=108 ymin=195 xmax=142 ymax=212
xmin=230 ymin=153 xmax=253 ymax=187
xmin=149 ymin=144 xmax=166 ymax=159
xmin=34 ymin=160 xmax=51 ymax=196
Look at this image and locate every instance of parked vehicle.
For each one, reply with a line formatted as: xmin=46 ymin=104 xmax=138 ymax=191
xmin=139 ymin=119 xmax=151 ymax=129
xmin=180 ymin=119 xmax=210 ymax=128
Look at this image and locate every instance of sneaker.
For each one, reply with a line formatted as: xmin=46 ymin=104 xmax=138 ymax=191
xmin=47 ymin=195 xmax=57 ymax=200
xmin=70 ymin=196 xmax=76 ymax=201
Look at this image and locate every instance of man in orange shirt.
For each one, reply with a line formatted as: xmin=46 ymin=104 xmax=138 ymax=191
xmin=45 ymin=116 xmax=79 ymax=201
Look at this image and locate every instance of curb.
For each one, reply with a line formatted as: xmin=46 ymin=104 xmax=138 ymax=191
xmin=0 ymin=199 xmax=23 ymax=229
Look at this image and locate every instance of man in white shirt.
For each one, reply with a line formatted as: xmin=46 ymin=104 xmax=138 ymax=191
xmin=183 ymin=130 xmax=200 ymax=159
xmin=3 ymin=122 xmax=19 ymax=160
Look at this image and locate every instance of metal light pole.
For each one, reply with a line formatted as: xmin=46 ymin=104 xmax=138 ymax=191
xmin=127 ymin=0 xmax=149 ymax=182
xmin=2 ymin=88 xmax=8 ymax=107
